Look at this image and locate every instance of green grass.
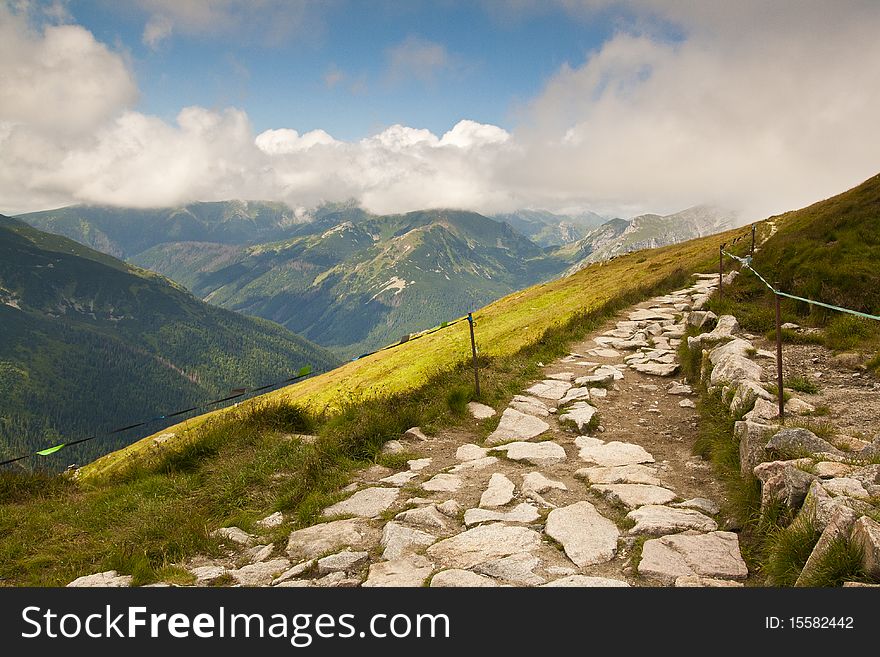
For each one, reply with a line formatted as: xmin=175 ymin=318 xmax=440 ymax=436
xmin=796 ymin=537 xmax=869 ymax=587
xmin=785 ymin=375 xmax=820 ymax=395
xmin=762 ymin=516 xmax=822 ymax=586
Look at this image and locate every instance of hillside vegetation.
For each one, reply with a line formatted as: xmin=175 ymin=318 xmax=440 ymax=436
xmin=0 ymin=216 xmax=339 ymax=470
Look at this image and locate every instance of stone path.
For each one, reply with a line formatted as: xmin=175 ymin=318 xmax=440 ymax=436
xmin=71 ymin=274 xmax=752 ymax=588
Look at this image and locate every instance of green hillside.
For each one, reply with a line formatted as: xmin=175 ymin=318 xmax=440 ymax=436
xmin=0 ymin=215 xmax=339 ymax=470
xmin=133 ymin=209 xmax=567 ymax=356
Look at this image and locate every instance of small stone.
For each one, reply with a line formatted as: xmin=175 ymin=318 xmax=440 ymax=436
xmin=449 ymin=456 xmax=499 ymax=473
xmin=322 ymin=487 xmax=399 ymax=518
xmin=508 ymin=395 xmax=550 ymax=417
xmin=362 ymin=555 xmax=433 ymax=587
xmin=493 ymin=441 xmax=567 ymax=467
xmin=67 ymin=571 xmax=132 ymax=588
xmin=316 ymin=550 xmax=370 ymax=575
xmin=547 ymin=372 xmax=575 ymax=381
xmin=558 ymin=387 xmax=592 ymax=405
xmin=211 ymin=526 xmax=255 ymax=546
xmin=403 ymin=427 xmax=429 ymax=441
xmin=541 ymin=576 xmax=630 ymax=587
xmin=822 ymin=477 xmax=870 ymax=500
xmin=679 ymin=399 xmax=696 ymax=408
xmin=190 ymin=565 xmax=228 ymax=585
xmin=480 ymin=473 xmax=516 ymax=508
xmin=486 ymin=408 xmax=550 ymax=445
xmin=559 ymin=402 xmax=598 ymax=431
xmin=381 ymin=440 xmax=405 ymax=456
xmin=592 ymin=484 xmax=677 ymax=509
xmin=522 ymin=471 xmax=567 ymax=495
xmin=786 ymin=398 xmax=816 ymax=415
xmin=545 ymin=501 xmax=620 ymax=567
xmin=467 ymin=402 xmax=496 ymax=419
xmin=380 ymin=522 xmax=436 ymax=560
xmin=247 ymin=544 xmax=275 ymax=563
xmin=381 ymin=471 xmax=418 ymax=486
xmin=255 ymin=512 xmax=284 ymax=530
xmin=228 ymin=558 xmax=291 ymax=586
xmin=437 ymin=500 xmax=462 ymax=517
xmin=430 ymin=569 xmax=499 ymax=587
xmin=272 ymin=561 xmax=314 ymax=585
xmin=407 ymin=458 xmax=432 ymax=471
xmin=456 ymin=444 xmax=488 ymax=461
xmin=631 ymin=362 xmax=679 ymax=377
xmin=814 ymin=461 xmax=853 ymax=479
xmin=422 ymin=473 xmax=463 ymax=492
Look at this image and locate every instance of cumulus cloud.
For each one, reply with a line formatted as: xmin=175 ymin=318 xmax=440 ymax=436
xmin=2 ymin=2 xmax=880 ymax=221
xmin=142 ymin=13 xmax=172 ymax=49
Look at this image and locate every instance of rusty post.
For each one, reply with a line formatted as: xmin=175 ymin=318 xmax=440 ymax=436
xmin=774 ymin=286 xmax=785 ymax=421
xmin=750 ymin=224 xmax=756 ymax=256
xmin=468 ymin=313 xmax=480 ymax=397
xmin=719 ymin=243 xmax=724 ymax=299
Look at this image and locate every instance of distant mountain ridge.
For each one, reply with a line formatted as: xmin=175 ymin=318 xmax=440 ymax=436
xmin=0 ymin=215 xmax=339 ymax=469
xmin=15 ymin=201 xmax=740 ymax=358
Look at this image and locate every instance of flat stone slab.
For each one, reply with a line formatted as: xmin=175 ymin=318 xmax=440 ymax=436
xmin=542 ymin=576 xmax=630 ymax=587
xmin=629 ymin=309 xmax=676 ymax=322
xmin=323 ymin=487 xmax=399 ymax=518
xmin=449 ymin=456 xmax=499 ymax=473
xmin=576 ymin=464 xmax=661 ymax=485
xmin=547 ymin=372 xmax=575 ymax=381
xmin=480 ymin=472 xmax=515 ymax=507
xmin=486 ymin=408 xmax=550 ymax=445
xmin=380 ymin=471 xmax=418 ymax=486
xmin=493 ymin=441 xmax=567 ymax=467
xmin=395 ymin=505 xmax=451 ymax=531
xmin=67 ymin=571 xmax=132 ymax=588
xmin=407 ymin=458 xmax=432 ymax=471
xmin=464 ymin=503 xmax=541 ymax=527
xmin=508 ymin=395 xmax=550 ymax=417
xmin=316 ymin=550 xmax=370 ymax=575
xmin=381 ymin=522 xmax=437 ymax=560
xmin=559 ymin=402 xmax=598 ymax=431
xmin=673 ymin=498 xmax=721 ymax=515
xmin=426 ymin=524 xmax=543 ymax=569
xmin=467 ymin=402 xmax=497 ymax=419
xmin=575 ymin=436 xmax=654 ymax=467
xmin=522 ymin=471 xmax=567 ymax=495
xmin=526 ymin=379 xmax=572 ymax=400
xmin=211 ymin=526 xmax=255 ymax=546
xmin=362 ymin=555 xmax=433 ymax=587
xmin=228 ymin=558 xmax=292 ymax=586
xmin=675 ymin=575 xmax=744 ymax=587
xmin=627 ymin=505 xmax=718 ymax=536
xmin=588 ymin=348 xmax=622 ymax=358
xmin=423 ymin=473 xmax=463 ymax=492
xmin=545 ymin=501 xmax=620 ymax=567
xmin=593 ymin=484 xmax=677 ymax=509
xmin=475 ymin=553 xmax=545 ymax=585
xmin=630 ymin=362 xmax=680 ymax=377
xmin=638 ymin=531 xmax=748 ymax=584
xmin=430 ymin=569 xmax=499 ymax=587
xmin=558 ymin=387 xmax=592 ymax=405
xmin=287 ymin=519 xmax=379 ymax=561
xmin=456 ymin=443 xmax=489 ymax=461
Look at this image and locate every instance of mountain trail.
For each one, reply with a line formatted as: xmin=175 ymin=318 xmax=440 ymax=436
xmin=101 ymin=273 xmax=753 ymax=589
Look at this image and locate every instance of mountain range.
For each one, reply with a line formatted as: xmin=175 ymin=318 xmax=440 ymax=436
xmin=0 ymin=215 xmax=338 ymax=469
xmin=16 ymin=202 xmax=741 ymax=358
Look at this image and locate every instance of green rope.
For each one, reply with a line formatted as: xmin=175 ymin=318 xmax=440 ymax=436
xmin=723 ymin=251 xmax=880 ymax=322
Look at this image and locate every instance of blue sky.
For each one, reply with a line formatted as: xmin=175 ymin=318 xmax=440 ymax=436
xmin=66 ymin=1 xmax=631 ymax=140
xmin=2 ymin=1 xmax=879 ymax=219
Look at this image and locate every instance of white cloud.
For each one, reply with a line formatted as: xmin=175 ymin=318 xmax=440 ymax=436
xmin=142 ymin=14 xmax=172 ymax=49
xmin=2 ymin=2 xmax=880 ymax=222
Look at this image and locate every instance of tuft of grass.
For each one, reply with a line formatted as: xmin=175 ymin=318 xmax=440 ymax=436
xmin=445 ymin=386 xmax=471 ymax=416
xmin=786 ymin=375 xmax=820 ymax=395
xmin=823 ymin=315 xmax=876 ymax=352
xmin=796 ymin=537 xmax=868 ymax=587
xmin=762 ymin=516 xmax=822 ymax=586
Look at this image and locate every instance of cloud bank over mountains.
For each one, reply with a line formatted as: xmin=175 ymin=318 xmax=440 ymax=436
xmin=2 ymin=1 xmax=880 ymax=221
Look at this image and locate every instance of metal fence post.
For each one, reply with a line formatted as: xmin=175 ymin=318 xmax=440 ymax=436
xmin=774 ymin=285 xmax=785 ymax=421
xmin=467 ymin=313 xmax=480 ymax=397
xmin=750 ymin=224 xmax=756 ymax=256
xmin=719 ymin=244 xmax=724 ymax=299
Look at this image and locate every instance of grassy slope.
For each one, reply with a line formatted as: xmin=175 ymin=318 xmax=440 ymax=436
xmin=82 ymin=224 xmax=748 ymax=480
